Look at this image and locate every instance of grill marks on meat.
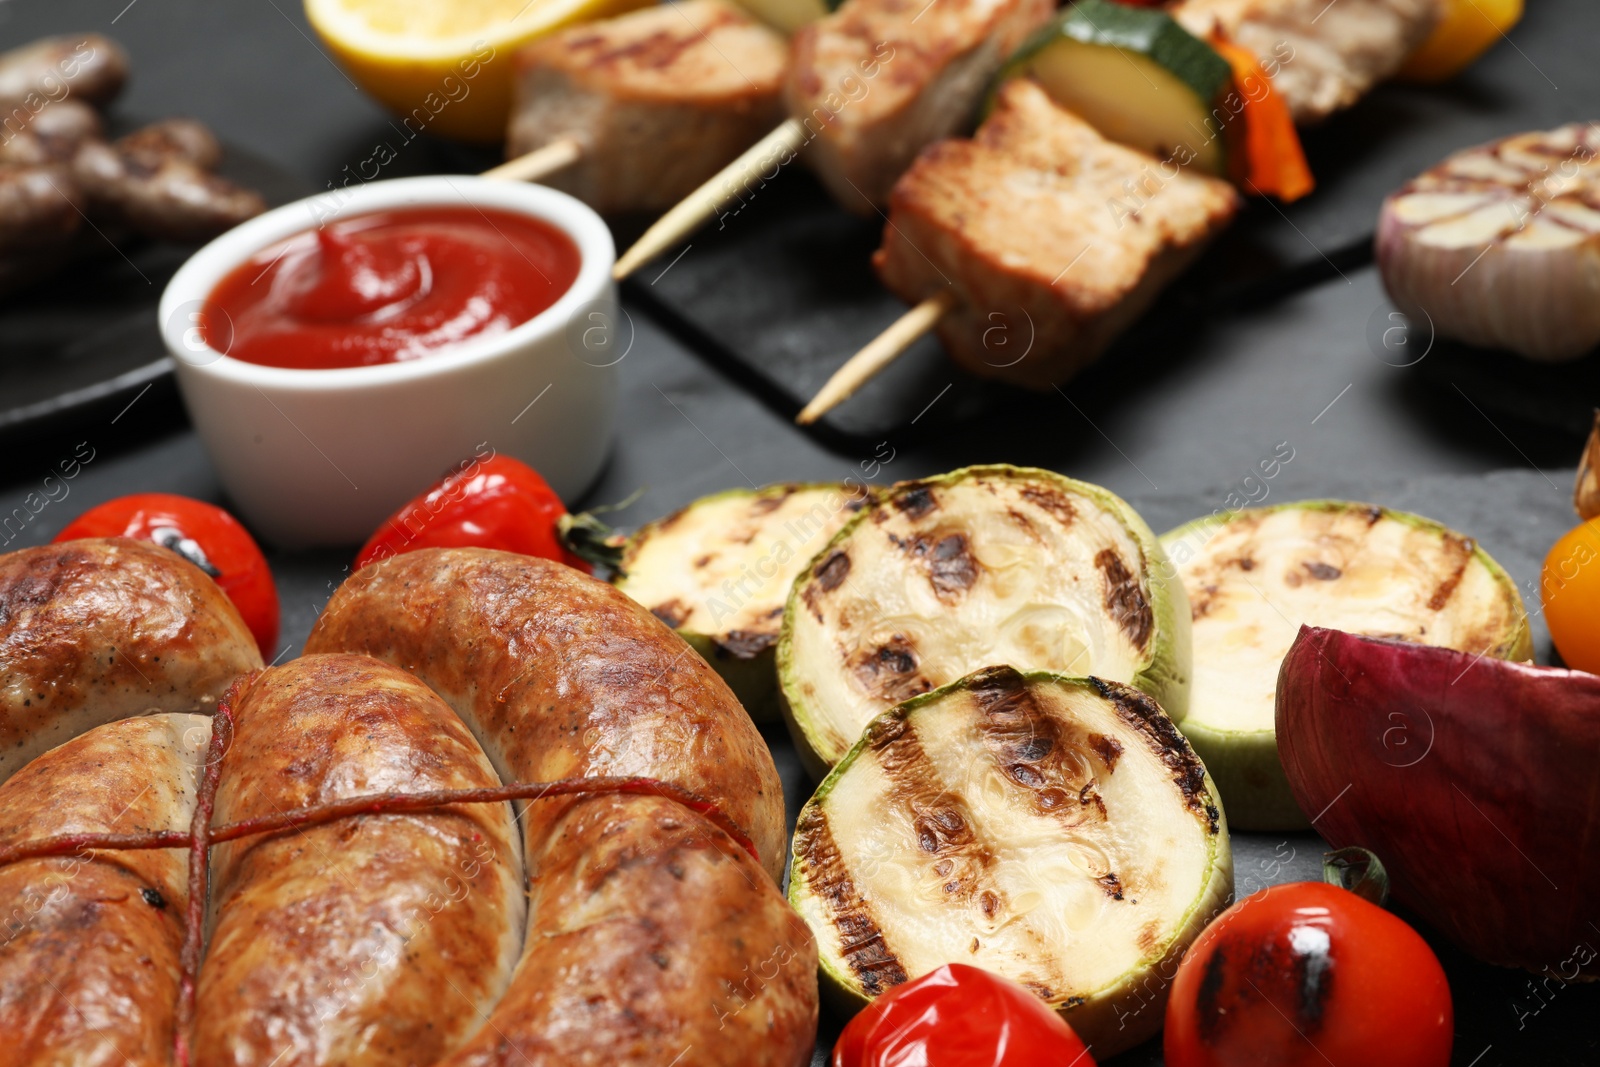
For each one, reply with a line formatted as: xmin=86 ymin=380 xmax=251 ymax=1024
xmin=786 ymin=0 xmax=1055 ymax=211
xmin=874 ymin=80 xmax=1239 ymax=389
xmin=1172 ymin=0 xmax=1442 ymax=124
xmin=508 ymin=0 xmax=788 ymax=215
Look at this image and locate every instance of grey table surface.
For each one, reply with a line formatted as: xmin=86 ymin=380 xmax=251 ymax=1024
xmin=1 ymin=1 xmax=1597 ymax=1065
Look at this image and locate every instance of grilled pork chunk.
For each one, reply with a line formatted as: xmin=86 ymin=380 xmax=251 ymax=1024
xmin=508 ymin=0 xmax=788 ymax=215
xmin=786 ymin=0 xmax=1054 ymax=213
xmin=1173 ymin=0 xmax=1442 ymax=124
xmin=873 ymin=79 xmax=1239 ymax=389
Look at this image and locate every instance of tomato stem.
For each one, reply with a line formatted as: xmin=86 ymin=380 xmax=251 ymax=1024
xmin=1322 ymin=846 xmax=1391 ymax=907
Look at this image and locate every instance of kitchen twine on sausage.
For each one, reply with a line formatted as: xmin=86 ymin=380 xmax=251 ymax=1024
xmin=0 ymin=670 xmax=763 ymax=1067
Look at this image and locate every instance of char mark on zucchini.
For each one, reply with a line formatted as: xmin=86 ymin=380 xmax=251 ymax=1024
xmin=714 ymin=629 xmax=780 ymax=659
xmin=1426 ymin=536 xmax=1474 ymax=611
xmin=849 ymin=635 xmax=930 ymax=704
xmin=1090 ymin=677 xmax=1218 ymax=833
xmin=1020 ymin=485 xmax=1076 ymax=527
xmin=1096 ymin=548 xmax=1154 ymax=650
xmin=971 ymin=666 xmax=1110 ymax=829
xmin=793 ymin=809 xmax=909 ymax=996
xmin=651 ymin=599 xmax=692 ymax=629
xmin=912 ymin=532 xmax=979 ymax=601
xmin=813 ymin=549 xmax=852 ymax=592
xmin=894 ymin=484 xmax=938 ymax=520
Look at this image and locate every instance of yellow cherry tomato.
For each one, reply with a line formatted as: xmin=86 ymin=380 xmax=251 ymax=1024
xmin=1542 ymin=519 xmax=1600 ymax=674
xmin=1399 ymin=0 xmax=1523 ymax=83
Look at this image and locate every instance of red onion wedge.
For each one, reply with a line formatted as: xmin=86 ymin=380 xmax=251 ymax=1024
xmin=1277 ymin=625 xmax=1600 ymax=978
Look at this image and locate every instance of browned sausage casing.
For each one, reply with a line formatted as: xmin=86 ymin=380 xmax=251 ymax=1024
xmin=0 ymin=539 xmax=262 ymax=785
xmin=308 ymin=550 xmax=818 ymax=1066
xmin=195 ymin=654 xmax=524 ymax=1067
xmin=439 ymin=792 xmax=818 ymax=1067
xmin=0 ymin=712 xmax=211 ymax=1067
xmin=306 ymin=548 xmax=786 ymax=875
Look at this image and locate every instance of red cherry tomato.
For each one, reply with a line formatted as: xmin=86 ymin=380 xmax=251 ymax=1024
xmin=55 ymin=493 xmax=280 ymax=656
xmin=1165 ymin=881 xmax=1452 ymax=1067
xmin=354 ymin=454 xmax=590 ymax=573
xmin=834 ymin=964 xmax=1096 ymax=1067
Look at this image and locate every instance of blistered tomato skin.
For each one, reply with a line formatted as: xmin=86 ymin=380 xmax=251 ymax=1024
xmin=54 ymin=493 xmax=280 ymax=656
xmin=834 ymin=963 xmax=1096 ymax=1067
xmin=1165 ymin=882 xmax=1452 ymax=1067
xmin=1541 ymin=520 xmax=1600 ymax=674
xmin=355 ymin=454 xmax=591 ymax=573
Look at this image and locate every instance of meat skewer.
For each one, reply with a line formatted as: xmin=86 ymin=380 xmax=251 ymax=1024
xmin=798 ymin=77 xmax=1239 ymax=422
xmin=612 ymin=0 xmax=1056 ymax=279
xmin=485 ymin=0 xmax=789 ymax=212
xmin=795 ymin=0 xmax=1445 ymax=424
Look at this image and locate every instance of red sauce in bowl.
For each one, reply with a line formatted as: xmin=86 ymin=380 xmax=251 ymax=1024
xmin=202 ymin=206 xmax=582 ymax=370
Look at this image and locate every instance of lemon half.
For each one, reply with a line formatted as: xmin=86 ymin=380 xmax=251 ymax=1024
xmin=305 ymin=0 xmax=653 ymax=143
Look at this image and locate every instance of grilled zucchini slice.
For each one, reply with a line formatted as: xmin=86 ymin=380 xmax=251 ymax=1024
xmin=790 ymin=665 xmax=1231 ymax=1057
xmin=1162 ymin=501 xmax=1532 ymax=830
xmin=614 ymin=483 xmax=870 ymax=719
xmin=999 ymin=0 xmax=1232 ymax=175
xmin=732 ymin=0 xmax=836 ymax=33
xmin=779 ymin=465 xmax=1190 ymax=775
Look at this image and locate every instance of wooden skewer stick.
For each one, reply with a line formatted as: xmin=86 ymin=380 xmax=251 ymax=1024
xmin=480 ymin=136 xmax=584 ymax=183
xmin=795 ymin=290 xmax=958 ymax=425
xmin=614 ymin=118 xmax=808 ymax=281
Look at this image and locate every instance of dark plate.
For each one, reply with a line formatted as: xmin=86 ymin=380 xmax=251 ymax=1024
xmin=634 ymin=0 xmax=1595 ymax=444
xmin=0 ymin=139 xmax=309 ymax=441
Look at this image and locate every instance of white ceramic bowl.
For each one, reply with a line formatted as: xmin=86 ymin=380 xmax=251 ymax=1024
xmin=160 ymin=175 xmax=620 ymax=548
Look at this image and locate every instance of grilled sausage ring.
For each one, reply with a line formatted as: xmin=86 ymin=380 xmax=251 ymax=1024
xmin=0 ymin=541 xmax=817 ymax=1066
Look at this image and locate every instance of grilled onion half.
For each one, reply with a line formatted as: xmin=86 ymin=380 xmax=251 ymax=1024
xmin=1377 ymin=122 xmax=1600 ymax=361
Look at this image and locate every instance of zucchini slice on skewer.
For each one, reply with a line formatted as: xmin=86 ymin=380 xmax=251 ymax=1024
xmin=780 ymin=465 xmax=1190 ymax=774
xmin=1162 ymin=500 xmax=1532 ymax=830
xmin=614 ymin=483 xmax=871 ymax=718
xmin=998 ymin=0 xmax=1233 ymax=175
xmin=731 ymin=0 xmax=838 ymax=33
xmin=790 ymin=665 xmax=1232 ymax=1057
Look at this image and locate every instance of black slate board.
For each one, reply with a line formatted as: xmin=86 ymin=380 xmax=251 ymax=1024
xmin=0 ymin=139 xmax=307 ymax=443
xmin=634 ymin=0 xmax=1597 ymax=443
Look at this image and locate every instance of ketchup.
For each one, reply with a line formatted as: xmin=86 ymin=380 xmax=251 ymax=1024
xmin=203 ymin=206 xmax=582 ymax=369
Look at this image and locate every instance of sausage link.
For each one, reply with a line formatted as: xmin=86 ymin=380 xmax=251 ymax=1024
xmin=306 ymin=548 xmax=787 ymax=876
xmin=437 ymin=793 xmax=818 ymax=1067
xmin=0 ymin=162 xmax=80 ymax=250
xmin=0 ymin=712 xmax=211 ymax=1067
xmin=72 ymin=137 xmax=264 ymax=244
xmin=0 ymin=98 xmax=103 ymax=165
xmin=194 ymin=654 xmax=524 ymax=1067
xmin=0 ymin=539 xmax=263 ymax=785
xmin=0 ymin=35 xmax=130 ymax=108
xmin=116 ymin=118 xmax=221 ymax=169
xmin=308 ymin=550 xmax=817 ymax=1067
